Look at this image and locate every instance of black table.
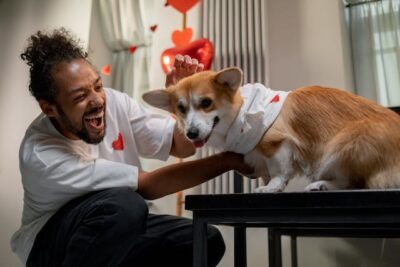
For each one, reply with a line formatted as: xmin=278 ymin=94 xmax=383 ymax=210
xmin=185 ymin=190 xmax=400 ymax=267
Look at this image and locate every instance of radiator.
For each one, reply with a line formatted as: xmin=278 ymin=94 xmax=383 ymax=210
xmin=198 ymin=0 xmax=267 ymax=194
xmin=198 ymin=147 xmax=264 ymax=194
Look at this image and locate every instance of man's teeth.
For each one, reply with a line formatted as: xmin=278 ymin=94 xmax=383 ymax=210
xmin=84 ymin=113 xmax=103 ymax=128
xmin=85 ymin=113 xmax=103 ymax=120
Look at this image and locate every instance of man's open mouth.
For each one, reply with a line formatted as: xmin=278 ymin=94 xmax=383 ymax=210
xmin=84 ymin=112 xmax=104 ymax=131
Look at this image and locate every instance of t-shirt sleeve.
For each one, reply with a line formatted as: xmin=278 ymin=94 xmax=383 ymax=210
xmin=21 ymin=137 xmax=138 ymax=207
xmin=127 ymin=97 xmax=176 ymax=161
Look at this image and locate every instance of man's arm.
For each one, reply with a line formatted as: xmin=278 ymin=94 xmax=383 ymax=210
xmin=136 ymin=152 xmax=252 ymax=200
xmin=170 ymin=124 xmax=196 ymax=158
xmin=166 ymin=54 xmax=204 ymax=158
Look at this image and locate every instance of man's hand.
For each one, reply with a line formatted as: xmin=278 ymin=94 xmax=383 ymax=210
xmin=165 ymin=54 xmax=204 ymax=88
xmin=136 ymin=152 xmax=254 ymax=200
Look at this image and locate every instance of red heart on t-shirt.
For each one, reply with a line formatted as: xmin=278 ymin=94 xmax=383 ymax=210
xmin=112 ymin=133 xmax=124 ymax=150
xmin=269 ymin=95 xmax=280 ymax=103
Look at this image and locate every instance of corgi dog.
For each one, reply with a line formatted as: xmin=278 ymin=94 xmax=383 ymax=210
xmin=143 ymin=67 xmax=400 ymax=192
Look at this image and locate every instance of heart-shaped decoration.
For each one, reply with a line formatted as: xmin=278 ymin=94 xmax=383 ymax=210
xmin=167 ymin=0 xmax=199 ymax=14
xmin=161 ymin=38 xmax=214 ymax=74
xmin=150 ymin=24 xmax=158 ymax=32
xmin=112 ymin=133 xmax=124 ymax=150
xmin=172 ymin=27 xmax=193 ymax=48
xmin=101 ymin=64 xmax=111 ymax=76
xmin=128 ymin=45 xmax=137 ymax=54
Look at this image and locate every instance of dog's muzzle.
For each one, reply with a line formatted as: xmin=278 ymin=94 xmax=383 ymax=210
xmin=212 ymin=116 xmax=220 ymax=128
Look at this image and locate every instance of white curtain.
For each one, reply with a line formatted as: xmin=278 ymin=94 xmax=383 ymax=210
xmin=347 ymin=0 xmax=400 ymax=106
xmin=98 ymin=0 xmax=154 ymax=100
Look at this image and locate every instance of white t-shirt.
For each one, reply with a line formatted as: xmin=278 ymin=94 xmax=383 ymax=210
xmin=224 ymin=83 xmax=289 ymax=154
xmin=10 ymin=88 xmax=176 ymax=264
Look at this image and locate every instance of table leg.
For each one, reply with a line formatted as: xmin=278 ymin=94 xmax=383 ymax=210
xmin=193 ymin=217 xmax=208 ymax=267
xmin=268 ymin=228 xmax=282 ymax=267
xmin=291 ymin=235 xmax=298 ymax=267
xmin=234 ymin=226 xmax=247 ymax=267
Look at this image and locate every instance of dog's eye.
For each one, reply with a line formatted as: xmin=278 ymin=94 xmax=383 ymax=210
xmin=200 ymin=98 xmax=212 ymax=109
xmin=177 ymin=103 xmax=186 ymax=114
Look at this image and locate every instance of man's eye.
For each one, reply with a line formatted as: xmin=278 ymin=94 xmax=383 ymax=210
xmin=74 ymin=95 xmax=86 ymax=102
xmin=95 ymin=85 xmax=103 ymax=91
xmin=177 ymin=104 xmax=186 ymax=114
xmin=200 ymin=98 xmax=212 ymax=109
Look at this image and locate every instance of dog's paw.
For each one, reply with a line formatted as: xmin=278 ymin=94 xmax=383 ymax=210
xmin=254 ymin=177 xmax=287 ymax=193
xmin=304 ymin=181 xmax=334 ymax=191
xmin=254 ymin=185 xmax=283 ymax=193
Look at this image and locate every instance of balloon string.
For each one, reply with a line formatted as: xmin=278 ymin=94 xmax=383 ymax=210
xmin=182 ymin=12 xmax=186 ymax=30
xmin=176 ymin=157 xmax=184 ymax=216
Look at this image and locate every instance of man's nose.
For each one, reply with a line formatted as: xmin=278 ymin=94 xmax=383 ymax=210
xmin=186 ymin=127 xmax=199 ymax=140
xmin=88 ymin=91 xmax=104 ymax=107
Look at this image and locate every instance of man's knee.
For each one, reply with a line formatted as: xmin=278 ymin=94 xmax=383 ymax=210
xmin=207 ymin=225 xmax=226 ymax=266
xmin=95 ymin=187 xmax=148 ymax=229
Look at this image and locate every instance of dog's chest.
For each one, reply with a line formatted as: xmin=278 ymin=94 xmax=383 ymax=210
xmin=243 ymin=149 xmax=271 ymax=179
xmin=242 ymin=141 xmax=311 ymax=181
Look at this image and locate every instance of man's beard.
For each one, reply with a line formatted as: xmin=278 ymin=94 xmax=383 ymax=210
xmin=55 ymin=103 xmax=106 ymax=144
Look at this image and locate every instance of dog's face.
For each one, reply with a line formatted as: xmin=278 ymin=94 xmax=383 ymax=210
xmin=143 ymin=67 xmax=243 ymax=148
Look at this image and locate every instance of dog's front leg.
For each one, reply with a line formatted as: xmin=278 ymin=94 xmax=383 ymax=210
xmin=250 ymin=141 xmax=294 ymax=193
xmin=255 ymin=176 xmax=288 ymax=193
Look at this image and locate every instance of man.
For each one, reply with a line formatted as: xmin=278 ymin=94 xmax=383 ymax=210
xmin=11 ymin=28 xmax=251 ymax=267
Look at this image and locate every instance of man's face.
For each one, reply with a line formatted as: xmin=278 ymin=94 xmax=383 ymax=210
xmin=49 ymin=59 xmax=106 ymax=144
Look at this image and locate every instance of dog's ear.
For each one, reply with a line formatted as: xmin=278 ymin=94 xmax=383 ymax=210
xmin=214 ymin=67 xmax=243 ymax=91
xmin=142 ymin=89 xmax=172 ymax=112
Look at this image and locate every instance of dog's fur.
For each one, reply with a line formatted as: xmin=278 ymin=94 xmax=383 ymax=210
xmin=143 ymin=67 xmax=400 ymax=192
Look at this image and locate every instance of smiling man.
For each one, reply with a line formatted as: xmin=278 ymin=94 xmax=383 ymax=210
xmin=11 ymin=28 xmax=252 ymax=267
xmin=43 ymin=59 xmax=107 ymax=144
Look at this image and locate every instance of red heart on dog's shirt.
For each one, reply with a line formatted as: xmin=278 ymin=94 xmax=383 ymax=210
xmin=112 ymin=133 xmax=124 ymax=150
xmin=269 ymin=95 xmax=280 ymax=103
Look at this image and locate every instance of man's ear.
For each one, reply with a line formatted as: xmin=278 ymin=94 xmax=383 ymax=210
xmin=39 ymin=100 xmax=57 ymax=117
xmin=142 ymin=89 xmax=172 ymax=112
xmin=214 ymin=67 xmax=243 ymax=91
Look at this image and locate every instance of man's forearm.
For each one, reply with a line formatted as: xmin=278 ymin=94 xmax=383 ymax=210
xmin=169 ymin=125 xmax=196 ymax=158
xmin=137 ymin=152 xmax=245 ymax=200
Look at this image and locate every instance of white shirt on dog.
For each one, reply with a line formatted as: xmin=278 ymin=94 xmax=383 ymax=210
xmin=224 ymin=83 xmax=289 ymax=154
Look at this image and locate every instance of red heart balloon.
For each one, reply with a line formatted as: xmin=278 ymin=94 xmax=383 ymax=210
xmin=167 ymin=0 xmax=199 ymax=14
xmin=172 ymin=27 xmax=193 ymax=47
xmin=161 ymin=38 xmax=214 ymax=74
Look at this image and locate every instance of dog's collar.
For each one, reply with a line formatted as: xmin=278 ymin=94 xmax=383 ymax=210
xmin=224 ymin=84 xmax=290 ymax=154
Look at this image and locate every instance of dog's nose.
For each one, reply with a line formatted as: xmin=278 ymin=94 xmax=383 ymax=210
xmin=186 ymin=128 xmax=199 ymax=140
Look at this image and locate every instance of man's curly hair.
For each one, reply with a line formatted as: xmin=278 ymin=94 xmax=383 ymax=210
xmin=20 ymin=28 xmax=88 ymax=103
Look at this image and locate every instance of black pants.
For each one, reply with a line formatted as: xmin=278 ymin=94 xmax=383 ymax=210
xmin=26 ymin=187 xmax=225 ymax=267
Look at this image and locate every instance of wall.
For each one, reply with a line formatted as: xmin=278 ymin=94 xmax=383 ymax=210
xmin=0 ymin=0 xmax=93 ymax=266
xmin=267 ymin=0 xmax=353 ymax=91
